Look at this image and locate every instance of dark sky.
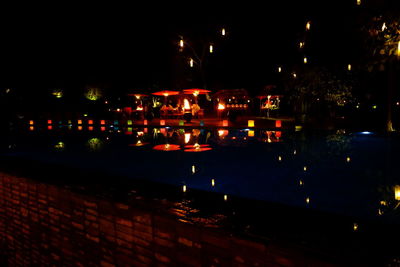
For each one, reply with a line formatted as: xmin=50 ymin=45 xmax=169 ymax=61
xmin=0 ymin=1 xmax=397 ymax=94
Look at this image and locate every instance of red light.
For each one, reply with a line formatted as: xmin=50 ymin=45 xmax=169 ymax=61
xmin=100 ymin=120 xmax=106 ymax=125
xmin=160 ymin=120 xmax=165 ymax=126
xmin=88 ymin=126 xmax=94 ymax=131
xmin=47 ymin=120 xmax=52 ymax=124
xmin=101 ymin=127 xmax=106 ymax=131
xmin=144 ymin=120 xmax=148 ymax=126
xmin=48 ymin=126 xmax=53 ymax=130
xmin=88 ymin=120 xmax=93 ymax=125
xmin=275 ymin=120 xmax=282 ymax=128
xmin=276 ymin=131 xmax=282 ymax=138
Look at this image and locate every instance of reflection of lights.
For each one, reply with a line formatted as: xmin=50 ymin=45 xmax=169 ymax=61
xmin=353 ymin=223 xmax=358 ymax=231
xmin=346 ymin=157 xmax=351 ymax=163
xmin=183 ymin=185 xmax=187 ymax=193
xmin=395 ymin=185 xmax=400 ymax=200
xmin=184 ymin=133 xmax=191 ymax=144
xmin=211 ymin=179 xmax=215 ymax=187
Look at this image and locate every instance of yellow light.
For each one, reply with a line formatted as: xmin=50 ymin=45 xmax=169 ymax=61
xmin=299 ymin=180 xmax=303 ymax=186
xmin=278 ymin=156 xmax=282 ymax=162
xmin=218 ymin=103 xmax=225 ymax=110
xmin=397 ymin=41 xmax=400 ymax=57
xmin=380 ymin=200 xmax=387 ymax=206
xmin=179 ymin=39 xmax=184 ymax=48
xmin=303 ymin=57 xmax=307 ymax=64
xmin=356 ymin=0 xmax=361 ymax=5
xmin=306 ymin=21 xmax=311 ymax=31
xmin=299 ymin=42 xmax=304 ymax=48
xmin=278 ymin=66 xmax=282 ymax=73
xmin=209 ymin=44 xmax=213 ymax=53
xmin=224 ymin=194 xmax=228 ymax=201
xmin=248 ymin=130 xmax=254 ymax=137
xmin=189 ymin=58 xmax=194 ymax=67
xmin=184 ymin=99 xmax=191 ymax=110
xmin=306 ymin=197 xmax=310 ymax=204
xmin=348 ymin=64 xmax=352 ymax=71
xmin=293 ymin=73 xmax=297 ymax=78
xmin=395 ymin=185 xmax=400 ymax=200
xmin=192 ymin=165 xmax=195 ymax=174
xmin=248 ymin=120 xmax=255 ymax=127
xmin=184 ymin=133 xmax=191 ymax=144
xmin=221 ymin=28 xmax=226 ymax=36
xmin=346 ymin=157 xmax=351 ymax=163
xmin=183 ymin=185 xmax=187 ymax=193
xmin=303 ymin=166 xmax=307 ymax=171
xmin=211 ymin=179 xmax=215 ymax=187
xmin=29 ymin=120 xmax=34 ymax=125
xmin=78 ymin=126 xmax=83 ymax=131
xmin=353 ymin=223 xmax=358 ymax=231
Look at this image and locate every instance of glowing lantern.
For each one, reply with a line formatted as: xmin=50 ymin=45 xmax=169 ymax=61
xmin=248 ymin=130 xmax=255 ymax=137
xmin=78 ymin=126 xmax=83 ymax=131
xmin=395 ymin=185 xmax=400 ymax=200
xmin=179 ymin=39 xmax=184 ymax=48
xmin=88 ymin=120 xmax=93 ymax=125
xmin=183 ymin=185 xmax=187 ymax=193
xmin=221 ymin=28 xmax=226 ymax=36
xmin=29 ymin=126 xmax=34 ymax=131
xmin=222 ymin=120 xmax=228 ymax=127
xmin=189 ymin=58 xmax=194 ymax=68
xmin=88 ymin=126 xmax=94 ymax=131
xmin=209 ymin=44 xmax=213 ymax=53
xmin=47 ymin=120 xmax=52 ymax=124
xmin=29 ymin=120 xmax=34 ymax=125
xmin=144 ymin=120 xmax=148 ymax=126
xmin=101 ymin=127 xmax=106 ymax=131
xmin=356 ymin=0 xmax=361 ymax=5
xmin=100 ymin=120 xmax=106 ymax=125
xmin=48 ymin=126 xmax=53 ymax=130
xmin=211 ymin=179 xmax=215 ymax=187
xmin=306 ymin=21 xmax=311 ymax=31
xmin=303 ymin=57 xmax=307 ymax=64
xmin=184 ymin=133 xmax=191 ymax=144
xmin=78 ymin=120 xmax=82 ymax=125
xmin=218 ymin=103 xmax=225 ymax=110
xmin=160 ymin=120 xmax=166 ymax=126
xmin=248 ymin=120 xmax=255 ymax=127
xmin=275 ymin=120 xmax=282 ymax=128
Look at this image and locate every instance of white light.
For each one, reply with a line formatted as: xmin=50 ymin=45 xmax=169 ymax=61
xmin=209 ymin=44 xmax=213 ymax=53
xmin=183 ymin=185 xmax=187 ymax=192
xmin=221 ymin=28 xmax=226 ymax=36
xmin=189 ymin=58 xmax=194 ymax=67
xmin=192 ymin=165 xmax=195 ymax=174
xmin=224 ymin=194 xmax=228 ymax=201
xmin=179 ymin=39 xmax=184 ymax=48
xmin=303 ymin=57 xmax=308 ymax=64
xmin=278 ymin=66 xmax=282 ymax=73
xmin=360 ymin=131 xmax=373 ymax=135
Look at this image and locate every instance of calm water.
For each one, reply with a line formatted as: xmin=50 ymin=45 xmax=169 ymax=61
xmin=2 ymin=126 xmax=400 ymax=223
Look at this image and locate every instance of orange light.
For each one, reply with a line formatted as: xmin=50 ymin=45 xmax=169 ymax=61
xmin=47 ymin=120 xmax=52 ymax=124
xmin=222 ymin=120 xmax=228 ymax=127
xmin=248 ymin=120 xmax=255 ymax=127
xmin=395 ymin=185 xmax=400 ymax=200
xmin=100 ymin=120 xmax=106 ymax=125
xmin=218 ymin=129 xmax=229 ymax=137
xmin=275 ymin=120 xmax=282 ymax=128
xmin=275 ymin=131 xmax=282 ymax=138
xmin=218 ymin=103 xmax=225 ymax=110
xmin=78 ymin=120 xmax=82 ymax=125
xmin=47 ymin=125 xmax=53 ymax=130
xmin=144 ymin=120 xmax=148 ymax=126
xmin=29 ymin=126 xmax=34 ymax=131
xmin=29 ymin=120 xmax=34 ymax=125
xmin=160 ymin=120 xmax=166 ymax=126
xmin=88 ymin=126 xmax=93 ymax=131
xmin=78 ymin=126 xmax=83 ymax=131
xmin=160 ymin=128 xmax=166 ymax=134
xmin=88 ymin=120 xmax=93 ymax=125
xmin=248 ymin=130 xmax=254 ymax=137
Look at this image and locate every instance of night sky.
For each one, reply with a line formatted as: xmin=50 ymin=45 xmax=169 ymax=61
xmin=0 ymin=1 xmax=397 ymax=95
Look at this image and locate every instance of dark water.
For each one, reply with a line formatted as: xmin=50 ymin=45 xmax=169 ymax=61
xmin=2 ymin=126 xmax=400 ymax=224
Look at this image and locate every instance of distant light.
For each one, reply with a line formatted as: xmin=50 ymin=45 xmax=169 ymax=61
xmin=346 ymin=157 xmax=351 ymax=163
xmin=396 ymin=102 xmax=400 ymax=106
xmin=398 ymin=41 xmax=400 ymax=57
xmin=303 ymin=166 xmax=307 ymax=171
xmin=189 ymin=58 xmax=194 ymax=67
xmin=372 ymin=105 xmax=377 ymax=109
xmin=211 ymin=179 xmax=215 ymax=187
xmin=224 ymin=194 xmax=228 ymax=201
xmin=278 ymin=66 xmax=282 ymax=73
xmin=278 ymin=156 xmax=282 ymax=162
xmin=356 ymin=0 xmax=361 ymax=5
xmin=83 ymin=114 xmax=88 ymax=117
xmin=303 ymin=57 xmax=308 ymax=64
xmin=381 ymin=22 xmax=387 ymax=31
xmin=348 ymin=64 xmax=352 ymax=71
xmin=299 ymin=42 xmax=304 ymax=48
xmin=292 ymin=73 xmax=297 ymax=78
xmin=299 ymin=180 xmax=303 ymax=186
xmin=183 ymin=185 xmax=187 ymax=193
xmin=306 ymin=197 xmax=310 ymax=204
xmin=209 ymin=44 xmax=213 ymax=53
xmin=192 ymin=165 xmax=196 ymax=174
xmin=221 ymin=28 xmax=226 ymax=36
xmin=248 ymin=120 xmax=255 ymax=127
xmin=248 ymin=130 xmax=255 ymax=137
xmin=293 ymin=150 xmax=297 ymax=155
xmin=353 ymin=223 xmax=358 ymax=231
xmin=306 ymin=21 xmax=311 ymax=31
xmin=179 ymin=39 xmax=184 ymax=48
xmin=29 ymin=120 xmax=34 ymax=125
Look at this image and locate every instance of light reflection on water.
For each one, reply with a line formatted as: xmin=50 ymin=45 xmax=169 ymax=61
xmin=3 ymin=127 xmax=400 ymax=222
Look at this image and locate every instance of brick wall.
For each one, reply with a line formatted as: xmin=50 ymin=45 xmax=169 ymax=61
xmin=0 ymin=172 xmax=336 ymax=266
